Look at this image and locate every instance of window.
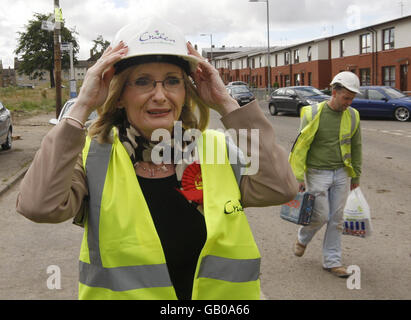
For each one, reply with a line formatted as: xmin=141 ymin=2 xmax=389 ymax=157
xmin=294 ymin=74 xmax=300 ymax=86
xmin=356 ymin=89 xmax=367 ymax=99
xmin=276 ymin=88 xmax=286 ymax=95
xmin=360 ymin=33 xmax=371 ymax=54
xmin=308 ymin=72 xmax=312 ymax=86
xmin=301 ymin=73 xmax=305 ymax=85
xmin=294 ymin=49 xmax=300 ymax=64
xmin=307 ymin=46 xmax=312 ymax=61
xmin=285 ymin=89 xmax=296 ymax=96
xmin=360 ymin=68 xmax=371 ymax=86
xmin=368 ymin=89 xmax=386 ymax=100
xmin=382 ymin=66 xmax=395 ymax=87
xmin=284 ymin=74 xmax=290 ymax=86
xmin=284 ymin=52 xmax=290 ymax=65
xmin=340 ymin=39 xmax=345 ymax=57
xmin=383 ymin=28 xmax=395 ymax=50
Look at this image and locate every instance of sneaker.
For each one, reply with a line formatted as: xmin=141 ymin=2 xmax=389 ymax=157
xmin=294 ymin=240 xmax=306 ymax=257
xmin=323 ymin=266 xmax=352 ymax=278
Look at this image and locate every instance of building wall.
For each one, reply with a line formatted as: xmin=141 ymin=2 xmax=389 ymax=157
xmin=216 ymin=16 xmax=411 ymax=92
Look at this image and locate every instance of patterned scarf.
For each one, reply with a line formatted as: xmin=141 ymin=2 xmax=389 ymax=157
xmin=116 ymin=117 xmax=203 ymax=211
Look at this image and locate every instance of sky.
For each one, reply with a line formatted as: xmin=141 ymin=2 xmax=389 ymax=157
xmin=0 ymin=0 xmax=410 ymax=69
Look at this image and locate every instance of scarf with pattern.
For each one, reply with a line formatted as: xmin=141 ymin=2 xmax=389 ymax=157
xmin=116 ymin=118 xmax=204 ymax=210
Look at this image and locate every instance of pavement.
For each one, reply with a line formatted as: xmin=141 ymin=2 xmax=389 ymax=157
xmin=0 ymin=112 xmax=54 ymax=197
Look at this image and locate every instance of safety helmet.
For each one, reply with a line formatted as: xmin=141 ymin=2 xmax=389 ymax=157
xmin=330 ymin=71 xmax=360 ymax=94
xmin=111 ymin=17 xmax=199 ymax=75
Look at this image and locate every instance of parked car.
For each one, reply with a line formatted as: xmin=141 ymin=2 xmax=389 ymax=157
xmin=0 ymin=101 xmax=13 ymax=150
xmin=351 ymin=86 xmax=411 ymax=121
xmin=268 ymin=86 xmax=330 ymax=116
xmin=226 ymin=85 xmax=255 ymax=106
xmin=49 ymin=98 xmax=98 ymax=127
xmin=227 ymin=81 xmax=248 ymax=86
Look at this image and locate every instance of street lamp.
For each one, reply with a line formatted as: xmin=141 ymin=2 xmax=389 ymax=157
xmin=249 ymin=0 xmax=271 ymax=96
xmin=200 ymin=33 xmax=213 ymax=66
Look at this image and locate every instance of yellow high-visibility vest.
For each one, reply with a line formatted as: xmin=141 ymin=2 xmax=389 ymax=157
xmin=289 ymin=101 xmax=360 ymax=182
xmin=78 ymin=129 xmax=261 ymax=300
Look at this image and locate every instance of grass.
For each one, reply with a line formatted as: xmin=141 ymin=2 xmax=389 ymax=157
xmin=0 ymin=82 xmax=77 ymax=118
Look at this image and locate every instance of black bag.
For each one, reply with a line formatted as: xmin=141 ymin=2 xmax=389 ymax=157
xmin=280 ymin=192 xmax=315 ymax=225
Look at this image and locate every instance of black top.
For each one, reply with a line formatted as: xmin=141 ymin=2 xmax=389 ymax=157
xmin=137 ymin=174 xmax=207 ymax=300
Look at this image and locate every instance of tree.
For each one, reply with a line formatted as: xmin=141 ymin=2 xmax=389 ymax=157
xmin=15 ymin=13 xmax=79 ymax=88
xmin=91 ymin=35 xmax=110 ymax=60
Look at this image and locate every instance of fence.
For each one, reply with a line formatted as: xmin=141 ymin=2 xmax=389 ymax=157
xmin=249 ymin=88 xmax=276 ymax=102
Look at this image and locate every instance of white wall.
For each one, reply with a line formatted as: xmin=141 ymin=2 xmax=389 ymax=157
xmin=393 ymin=19 xmax=411 ymax=49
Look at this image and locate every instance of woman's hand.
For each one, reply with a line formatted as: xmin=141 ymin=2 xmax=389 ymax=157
xmin=187 ymin=42 xmax=239 ymax=116
xmin=70 ymin=41 xmax=128 ymax=121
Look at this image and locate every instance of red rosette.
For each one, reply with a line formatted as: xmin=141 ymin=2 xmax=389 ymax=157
xmin=176 ymin=162 xmax=203 ymax=204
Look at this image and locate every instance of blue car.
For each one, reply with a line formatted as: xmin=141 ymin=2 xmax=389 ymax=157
xmin=351 ymin=86 xmax=411 ymax=122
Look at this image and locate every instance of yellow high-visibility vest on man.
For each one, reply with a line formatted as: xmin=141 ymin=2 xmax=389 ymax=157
xmin=78 ymin=129 xmax=261 ymax=300
xmin=289 ymin=100 xmax=360 ymax=182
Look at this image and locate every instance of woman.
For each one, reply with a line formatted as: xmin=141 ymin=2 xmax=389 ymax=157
xmin=16 ymin=18 xmax=298 ymax=300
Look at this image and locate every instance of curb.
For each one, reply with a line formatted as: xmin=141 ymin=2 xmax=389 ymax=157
xmin=0 ymin=165 xmax=30 ymax=197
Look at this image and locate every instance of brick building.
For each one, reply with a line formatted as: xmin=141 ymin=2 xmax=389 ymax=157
xmin=208 ymin=14 xmax=411 ymax=93
xmin=0 ymin=61 xmax=17 ymax=87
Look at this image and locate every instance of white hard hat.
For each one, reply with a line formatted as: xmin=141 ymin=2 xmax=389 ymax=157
xmin=330 ymin=71 xmax=360 ymax=94
xmin=112 ymin=17 xmax=199 ymax=75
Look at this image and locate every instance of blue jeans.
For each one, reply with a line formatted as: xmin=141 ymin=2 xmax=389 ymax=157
xmin=298 ymin=167 xmax=351 ymax=268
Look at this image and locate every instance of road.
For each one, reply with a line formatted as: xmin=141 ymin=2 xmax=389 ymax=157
xmin=0 ymin=103 xmax=410 ymax=299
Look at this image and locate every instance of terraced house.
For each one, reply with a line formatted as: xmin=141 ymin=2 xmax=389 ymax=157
xmin=204 ymin=14 xmax=411 ymax=93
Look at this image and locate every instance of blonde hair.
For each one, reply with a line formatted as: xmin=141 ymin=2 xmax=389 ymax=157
xmin=88 ymin=66 xmax=210 ymax=144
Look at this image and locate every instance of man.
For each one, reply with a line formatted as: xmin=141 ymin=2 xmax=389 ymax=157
xmin=289 ymin=71 xmax=362 ymax=278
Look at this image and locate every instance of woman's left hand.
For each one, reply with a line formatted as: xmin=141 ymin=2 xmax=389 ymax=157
xmin=187 ymin=42 xmax=239 ymax=116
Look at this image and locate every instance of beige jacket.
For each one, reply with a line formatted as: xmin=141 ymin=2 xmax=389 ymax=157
xmin=16 ymin=100 xmax=298 ymax=223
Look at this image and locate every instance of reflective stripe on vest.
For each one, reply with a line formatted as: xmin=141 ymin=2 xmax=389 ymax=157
xmin=198 ymin=255 xmax=260 ymax=282
xmin=79 ymin=130 xmax=261 ymax=299
xmin=79 ymin=261 xmax=172 ymax=291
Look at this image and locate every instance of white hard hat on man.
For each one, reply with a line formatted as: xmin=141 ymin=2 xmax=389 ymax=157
xmin=330 ymin=71 xmax=361 ymax=94
xmin=111 ymin=17 xmax=200 ymax=75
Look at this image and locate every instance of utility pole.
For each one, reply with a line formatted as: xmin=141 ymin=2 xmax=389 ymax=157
xmin=53 ymin=0 xmax=62 ymax=118
xmin=399 ymin=1 xmax=405 ymax=16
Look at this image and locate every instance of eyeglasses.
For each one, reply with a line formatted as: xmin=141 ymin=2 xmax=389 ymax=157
xmin=126 ymin=76 xmax=184 ymax=93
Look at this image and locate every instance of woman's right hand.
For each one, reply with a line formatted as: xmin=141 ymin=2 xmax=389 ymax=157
xmin=71 ymin=41 xmax=128 ymax=119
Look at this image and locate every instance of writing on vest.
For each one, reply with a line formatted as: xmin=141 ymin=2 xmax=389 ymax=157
xmin=224 ymin=199 xmax=244 ymax=215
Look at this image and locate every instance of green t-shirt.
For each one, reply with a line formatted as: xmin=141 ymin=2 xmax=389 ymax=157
xmin=306 ymin=103 xmax=362 ymax=183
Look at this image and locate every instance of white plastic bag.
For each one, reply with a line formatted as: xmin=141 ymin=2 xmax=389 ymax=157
xmin=343 ymin=187 xmax=372 ymax=238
